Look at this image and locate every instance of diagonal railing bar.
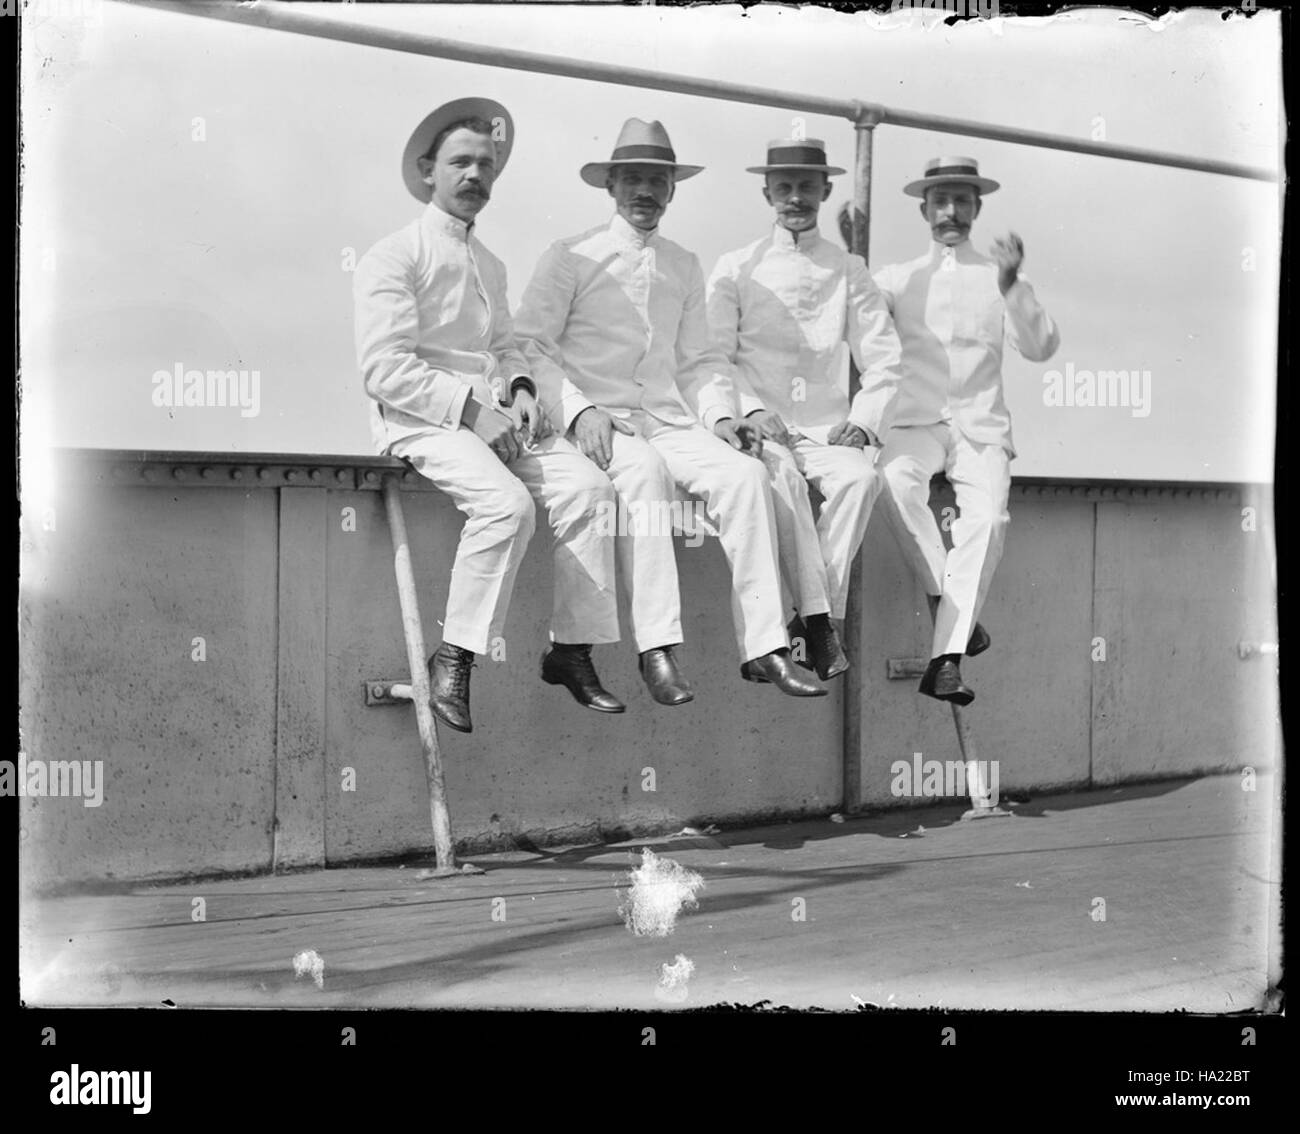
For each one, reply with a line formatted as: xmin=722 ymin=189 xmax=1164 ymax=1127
xmin=114 ymin=0 xmax=1278 ymax=182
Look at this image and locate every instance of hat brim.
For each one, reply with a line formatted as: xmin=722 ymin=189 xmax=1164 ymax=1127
xmin=745 ymin=164 xmax=846 ymax=176
xmin=904 ymin=173 xmax=1000 ymax=197
xmin=580 ymin=159 xmax=704 ymax=188
xmin=403 ymin=97 xmax=515 ymax=204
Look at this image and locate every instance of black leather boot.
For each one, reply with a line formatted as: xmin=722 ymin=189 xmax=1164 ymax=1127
xmin=803 ymin=612 xmax=850 ymax=681
xmin=428 ymin=642 xmax=476 ymax=733
xmin=787 ymin=614 xmax=814 ymax=672
xmin=541 ymin=644 xmax=626 ymax=713
xmin=918 ymin=653 xmax=975 ymax=705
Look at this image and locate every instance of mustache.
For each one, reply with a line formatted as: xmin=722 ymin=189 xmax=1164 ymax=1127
xmin=458 ymin=185 xmax=489 ymax=199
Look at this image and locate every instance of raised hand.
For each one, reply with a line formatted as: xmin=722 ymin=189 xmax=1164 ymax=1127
xmin=991 ymin=231 xmax=1025 ymax=295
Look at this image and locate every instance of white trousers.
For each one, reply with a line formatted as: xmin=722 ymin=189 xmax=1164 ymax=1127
xmin=604 ymin=411 xmax=788 ymax=662
xmin=761 ymin=438 xmax=883 ymax=622
xmin=390 ymin=428 xmax=618 ymax=656
xmin=877 ymin=423 xmax=1011 ymax=658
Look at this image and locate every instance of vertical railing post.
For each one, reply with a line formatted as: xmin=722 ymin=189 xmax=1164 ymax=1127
xmin=381 ymin=474 xmax=460 ymax=872
xmin=842 ymin=108 xmax=878 ymax=815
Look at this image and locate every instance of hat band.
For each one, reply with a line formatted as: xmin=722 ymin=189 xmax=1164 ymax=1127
xmin=925 ymin=164 xmax=981 ymax=179
xmin=609 ymin=143 xmax=678 ymax=163
xmin=765 ymin=145 xmax=830 ymax=167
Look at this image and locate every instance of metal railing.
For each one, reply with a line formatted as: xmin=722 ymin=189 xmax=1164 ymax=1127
xmin=119 ymin=0 xmax=1278 ymax=183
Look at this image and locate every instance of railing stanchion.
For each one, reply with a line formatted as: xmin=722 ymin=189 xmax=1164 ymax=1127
xmin=842 ymin=113 xmax=877 ymax=816
xmin=381 ymin=475 xmax=460 ymax=872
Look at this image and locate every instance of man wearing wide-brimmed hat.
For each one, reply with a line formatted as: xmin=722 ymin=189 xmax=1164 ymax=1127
xmin=871 ymin=156 xmax=1060 ymax=705
xmin=353 ymin=97 xmax=626 ymax=734
xmin=706 ymin=137 xmax=903 ymax=682
xmin=514 ymin=118 xmax=826 ymax=700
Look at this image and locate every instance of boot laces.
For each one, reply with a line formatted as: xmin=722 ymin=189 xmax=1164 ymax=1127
xmin=435 ymin=646 xmax=475 ymax=700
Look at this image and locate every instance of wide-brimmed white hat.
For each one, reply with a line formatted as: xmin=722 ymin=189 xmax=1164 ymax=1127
xmin=580 ymin=118 xmax=703 ymax=187
xmin=903 ymin=155 xmax=1000 ymax=198
xmin=402 ymin=96 xmax=515 ymax=203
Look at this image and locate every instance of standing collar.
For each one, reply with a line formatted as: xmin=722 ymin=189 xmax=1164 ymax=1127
xmin=424 ymin=200 xmax=476 ymax=241
xmin=609 ymin=212 xmax=659 ymax=249
xmin=772 ymin=223 xmax=822 ymax=250
xmin=930 ymin=238 xmax=974 ymax=261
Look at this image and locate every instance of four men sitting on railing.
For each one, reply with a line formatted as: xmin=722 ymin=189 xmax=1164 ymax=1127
xmin=353 ymin=99 xmax=1059 ymax=732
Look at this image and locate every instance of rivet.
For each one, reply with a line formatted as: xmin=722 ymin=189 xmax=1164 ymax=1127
xmin=285 ymin=469 xmax=299 ymax=482
xmin=336 ymin=469 xmax=349 ymax=483
xmin=309 ymin=468 xmax=322 ymax=482
xmin=172 ymin=467 xmax=186 ymax=480
xmin=231 ymin=468 xmax=243 ymax=481
xmin=258 ymin=467 xmax=273 ymax=481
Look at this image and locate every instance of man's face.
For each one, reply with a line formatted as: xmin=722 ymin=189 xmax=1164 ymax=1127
xmin=764 ymin=170 xmax=832 ymax=234
xmin=608 ymin=164 xmax=675 ymax=231
xmin=420 ymin=127 xmax=497 ymax=223
xmin=922 ymin=183 xmax=981 ymax=245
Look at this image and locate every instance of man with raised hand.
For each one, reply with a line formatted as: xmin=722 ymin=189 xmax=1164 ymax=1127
xmin=353 ymin=98 xmax=623 ymax=734
xmin=707 ymin=137 xmax=902 ymax=682
xmin=515 ymin=118 xmax=825 ymax=701
xmin=869 ymin=156 xmax=1060 ymax=705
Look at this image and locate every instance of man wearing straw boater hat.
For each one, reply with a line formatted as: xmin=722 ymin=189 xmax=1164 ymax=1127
xmin=870 ymin=156 xmax=1060 ymax=704
xmin=353 ymin=97 xmax=626 ymax=734
xmin=706 ymin=137 xmax=903 ymax=681
xmin=515 ymin=118 xmax=825 ymax=699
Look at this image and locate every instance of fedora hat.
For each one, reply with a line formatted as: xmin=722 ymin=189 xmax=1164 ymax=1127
xmin=402 ymin=97 xmax=515 ymax=203
xmin=904 ymin=156 xmax=999 ymax=198
xmin=746 ymin=138 xmax=845 ymax=176
xmin=580 ymin=118 xmax=703 ymax=187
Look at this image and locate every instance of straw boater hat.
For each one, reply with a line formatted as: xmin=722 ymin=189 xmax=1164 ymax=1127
xmin=580 ymin=119 xmax=703 ymax=187
xmin=746 ymin=138 xmax=845 ymax=176
xmin=402 ymin=96 xmax=515 ymax=203
xmin=903 ymin=156 xmax=1000 ymax=197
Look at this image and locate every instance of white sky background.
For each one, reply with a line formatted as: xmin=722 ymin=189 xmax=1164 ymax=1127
xmin=19 ymin=2 xmax=1281 ymax=481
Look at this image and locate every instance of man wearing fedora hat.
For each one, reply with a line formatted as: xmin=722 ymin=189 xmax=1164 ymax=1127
xmin=706 ymin=137 xmax=903 ymax=681
xmin=870 ymin=156 xmax=1060 ymax=704
xmin=353 ymin=97 xmax=626 ymax=734
xmin=514 ymin=118 xmax=825 ymax=700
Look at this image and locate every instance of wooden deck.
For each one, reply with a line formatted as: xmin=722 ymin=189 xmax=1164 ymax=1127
xmin=19 ymin=773 xmax=1280 ymax=1011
